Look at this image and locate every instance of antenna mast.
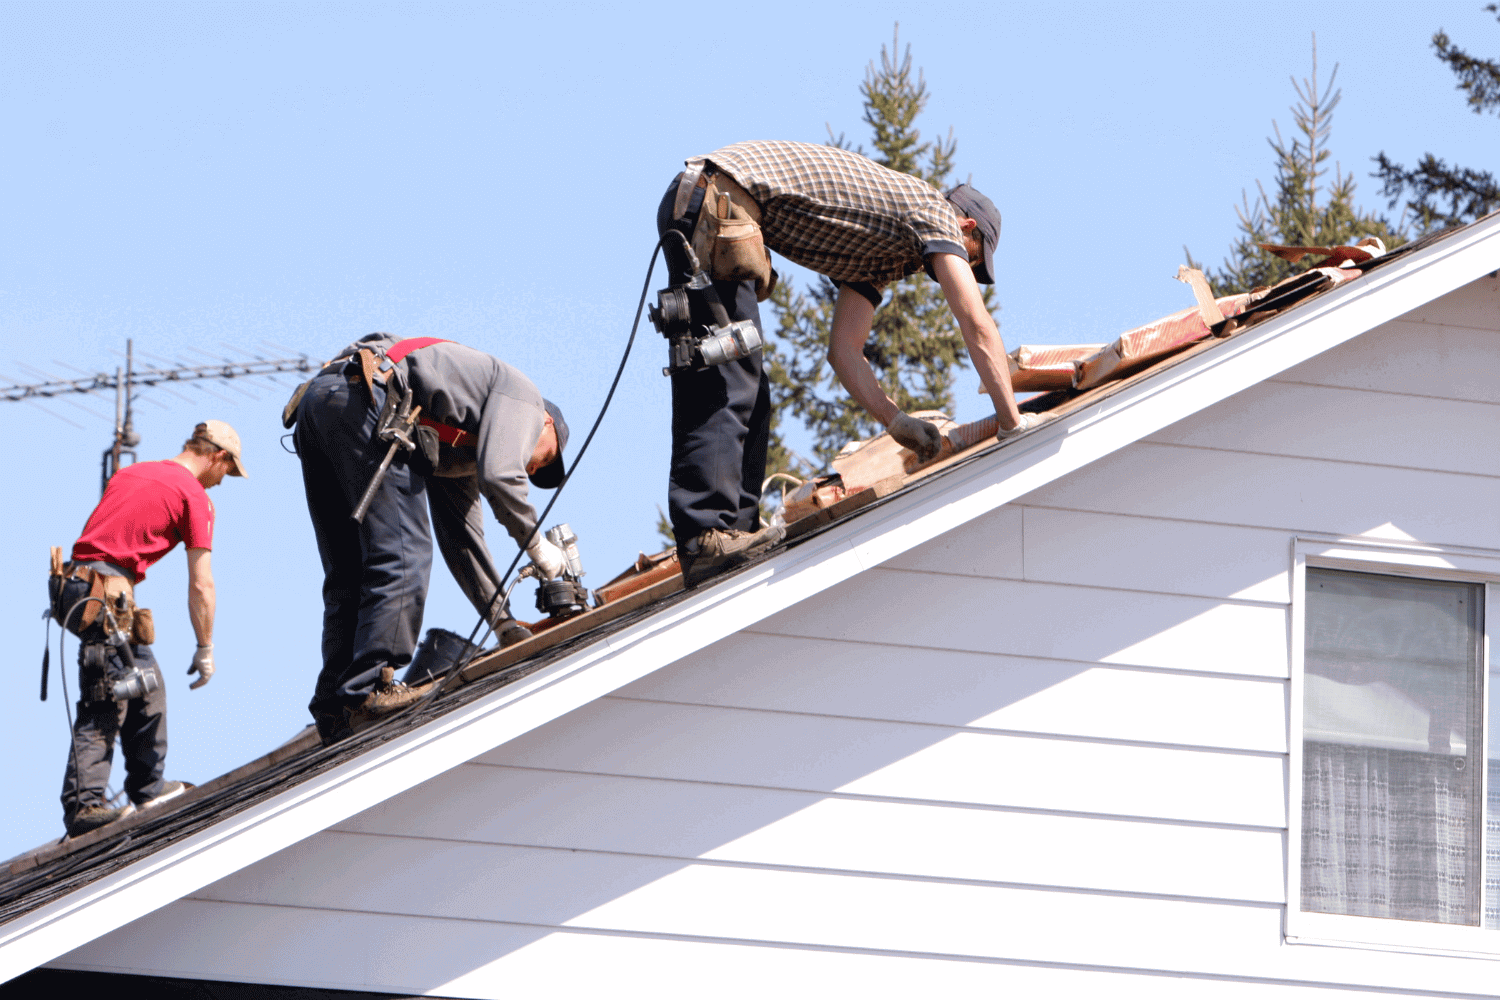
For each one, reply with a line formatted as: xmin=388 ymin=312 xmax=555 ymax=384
xmin=1 ymin=340 xmax=317 ymax=494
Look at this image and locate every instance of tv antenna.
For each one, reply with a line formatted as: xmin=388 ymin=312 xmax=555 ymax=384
xmin=1 ymin=339 xmax=318 ymax=494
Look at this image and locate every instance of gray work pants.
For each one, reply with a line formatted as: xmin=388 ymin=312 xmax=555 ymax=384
xmin=60 ymin=641 xmax=167 ymax=822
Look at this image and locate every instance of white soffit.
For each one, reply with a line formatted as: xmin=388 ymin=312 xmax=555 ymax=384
xmin=3 ymin=214 xmax=1497 ymax=983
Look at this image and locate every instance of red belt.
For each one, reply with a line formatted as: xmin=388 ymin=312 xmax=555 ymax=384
xmin=419 ymin=417 xmax=475 ymax=449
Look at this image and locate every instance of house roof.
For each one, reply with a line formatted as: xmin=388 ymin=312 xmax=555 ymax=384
xmin=2 ymin=212 xmax=1496 ymax=984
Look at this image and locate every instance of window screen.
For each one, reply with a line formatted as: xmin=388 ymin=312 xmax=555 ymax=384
xmin=1302 ymin=568 xmax=1484 ymax=925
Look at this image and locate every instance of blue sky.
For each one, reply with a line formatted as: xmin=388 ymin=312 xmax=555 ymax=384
xmin=1 ymin=1 xmax=1494 ymax=860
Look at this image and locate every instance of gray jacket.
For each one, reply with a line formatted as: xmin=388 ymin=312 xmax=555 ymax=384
xmin=336 ymin=334 xmax=548 ymax=625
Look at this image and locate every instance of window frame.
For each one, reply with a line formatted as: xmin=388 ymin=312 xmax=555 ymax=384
xmin=1287 ymin=535 xmax=1500 ymax=957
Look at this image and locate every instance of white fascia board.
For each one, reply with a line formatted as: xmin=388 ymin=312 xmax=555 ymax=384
xmin=5 ymin=216 xmax=1498 ymax=983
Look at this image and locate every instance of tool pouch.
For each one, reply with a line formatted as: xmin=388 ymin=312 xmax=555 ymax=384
xmin=282 ymin=379 xmax=313 ymax=429
xmin=48 ymin=559 xmax=106 ymax=634
xmin=132 ymin=608 xmax=155 ymax=646
xmin=691 ymin=173 xmax=778 ymax=302
xmin=414 ymin=424 xmax=440 ymax=472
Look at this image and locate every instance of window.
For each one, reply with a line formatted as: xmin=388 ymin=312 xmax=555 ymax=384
xmin=1289 ymin=541 xmax=1500 ymax=956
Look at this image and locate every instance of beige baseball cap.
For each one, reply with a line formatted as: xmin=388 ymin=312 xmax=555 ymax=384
xmin=195 ymin=420 xmax=249 ymax=478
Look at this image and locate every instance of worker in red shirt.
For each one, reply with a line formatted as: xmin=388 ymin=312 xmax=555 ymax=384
xmin=51 ymin=420 xmax=247 ymax=837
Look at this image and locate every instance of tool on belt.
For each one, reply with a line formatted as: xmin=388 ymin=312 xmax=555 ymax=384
xmin=44 ymin=548 xmax=159 ymax=702
xmin=649 ymin=229 xmax=766 ymax=377
xmin=352 ymin=386 xmax=423 ymax=524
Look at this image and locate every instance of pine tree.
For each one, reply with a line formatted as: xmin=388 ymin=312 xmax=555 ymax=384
xmin=1194 ymin=37 xmax=1404 ymax=296
xmin=764 ymin=27 xmax=992 ymax=472
xmin=1373 ymin=6 xmax=1500 ymax=234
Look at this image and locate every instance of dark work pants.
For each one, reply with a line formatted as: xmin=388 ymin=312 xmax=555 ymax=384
xmin=57 ymin=577 xmax=167 ymax=820
xmin=656 ymin=177 xmax=772 ymax=546
xmin=295 ymin=369 xmax=432 ymax=737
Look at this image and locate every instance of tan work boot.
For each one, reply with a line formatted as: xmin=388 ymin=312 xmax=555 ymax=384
xmin=65 ymin=801 xmax=136 ymax=838
xmin=348 ymin=667 xmax=431 ymax=734
xmin=680 ymin=523 xmax=786 ymax=589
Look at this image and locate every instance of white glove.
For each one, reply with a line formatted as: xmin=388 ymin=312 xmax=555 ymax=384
xmin=886 ymin=412 xmax=944 ymax=463
xmin=188 ymin=644 xmax=215 ymax=690
xmin=996 ymin=412 xmax=1049 ymax=441
xmin=526 ymin=536 xmax=567 ymax=581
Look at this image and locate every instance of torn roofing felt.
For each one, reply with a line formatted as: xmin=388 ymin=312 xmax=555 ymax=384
xmin=1 ymin=214 xmax=1496 ymax=957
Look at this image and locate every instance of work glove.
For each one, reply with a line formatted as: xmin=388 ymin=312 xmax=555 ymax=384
xmin=996 ymin=412 xmax=1050 ymax=441
xmin=526 ymin=536 xmax=567 ymax=581
xmin=188 ymin=643 xmax=214 ymax=690
xmin=886 ymin=412 xmax=944 ymax=463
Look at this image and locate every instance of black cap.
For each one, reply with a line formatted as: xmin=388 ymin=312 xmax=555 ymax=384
xmin=944 ymin=183 xmax=1001 ymax=284
xmin=528 ymin=399 xmax=569 ymax=490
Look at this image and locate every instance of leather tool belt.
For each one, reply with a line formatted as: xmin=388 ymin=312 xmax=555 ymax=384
xmin=48 ymin=548 xmax=153 ymax=644
xmin=672 ymin=160 xmax=777 ymax=302
xmin=282 ymin=338 xmax=480 ymax=470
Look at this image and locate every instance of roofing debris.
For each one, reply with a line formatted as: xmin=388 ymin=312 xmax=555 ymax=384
xmin=0 ymin=227 xmax=1450 ymax=922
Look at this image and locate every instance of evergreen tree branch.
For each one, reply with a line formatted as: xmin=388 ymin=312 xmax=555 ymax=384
xmin=1369 ymin=9 xmax=1499 ymax=235
xmin=1433 ymin=6 xmax=1500 ymax=114
xmin=1374 ymin=152 xmax=1499 ymax=233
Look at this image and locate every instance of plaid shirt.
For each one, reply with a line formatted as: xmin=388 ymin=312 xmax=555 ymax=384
xmin=698 ymin=140 xmax=967 ymax=291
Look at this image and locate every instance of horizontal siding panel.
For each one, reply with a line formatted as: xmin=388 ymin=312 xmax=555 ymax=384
xmin=60 ymin=898 xmax=1497 ymax=1000
xmin=623 ymin=634 xmax=1287 ymax=752
xmin=1019 ymin=441 xmax=1500 ymax=548
xmin=882 ymin=503 xmax=1023 ymax=578
xmin=341 ymin=765 xmax=818 ymax=860
xmin=836 ymin=731 xmax=1283 ymax=827
xmin=338 ymin=768 xmax=1284 ymax=902
xmin=193 ymin=827 xmax=1278 ymax=929
xmin=1392 ymin=274 xmax=1500 ymax=331
xmin=700 ymin=798 xmax=1283 ymax=902
xmin=478 ymin=700 xmax=1286 ymax=827
xmin=1019 ymin=507 xmax=1291 ymax=603
xmin=1145 ymin=380 xmax=1500 ymax=478
xmin=1275 ymin=313 xmax=1500 ymax=405
xmin=59 ymin=899 xmax=555 ymax=996
xmin=757 ymin=567 xmax=1289 ymax=677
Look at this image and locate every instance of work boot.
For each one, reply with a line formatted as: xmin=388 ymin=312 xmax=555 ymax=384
xmin=497 ymin=618 xmax=532 ymax=649
xmin=65 ymin=801 xmax=136 ymax=838
xmin=347 ymin=667 xmax=431 ymax=734
xmin=680 ymin=523 xmax=786 ymax=590
xmin=137 ymin=780 xmax=188 ymax=813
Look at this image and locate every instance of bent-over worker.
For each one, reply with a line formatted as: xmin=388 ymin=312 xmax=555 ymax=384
xmin=291 ymin=334 xmax=569 ymax=744
xmin=51 ymin=421 xmax=246 ymax=837
xmin=658 ymin=140 xmax=1034 ymax=587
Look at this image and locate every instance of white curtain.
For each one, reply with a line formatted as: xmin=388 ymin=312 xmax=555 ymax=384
xmin=1301 ymin=569 xmax=1483 ymax=925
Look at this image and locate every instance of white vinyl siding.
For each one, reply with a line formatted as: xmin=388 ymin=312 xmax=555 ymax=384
xmin=54 ymin=275 xmax=1500 ymax=996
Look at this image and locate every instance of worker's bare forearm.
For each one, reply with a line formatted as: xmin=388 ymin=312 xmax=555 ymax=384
xmin=186 ymin=547 xmax=215 ymax=646
xmin=189 ymin=582 xmax=215 ymax=645
xmin=827 ymin=286 xmax=900 ymax=426
xmin=930 ymin=254 xmax=1023 ymax=428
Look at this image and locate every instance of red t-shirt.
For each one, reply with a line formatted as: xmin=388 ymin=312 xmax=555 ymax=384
xmin=72 ymin=461 xmax=215 ymax=583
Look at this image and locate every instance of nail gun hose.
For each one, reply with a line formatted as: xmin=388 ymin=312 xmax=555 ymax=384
xmin=432 ymin=235 xmax=667 ymax=695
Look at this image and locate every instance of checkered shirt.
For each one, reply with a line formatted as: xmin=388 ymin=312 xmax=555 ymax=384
xmin=698 ymin=140 xmax=967 ymax=289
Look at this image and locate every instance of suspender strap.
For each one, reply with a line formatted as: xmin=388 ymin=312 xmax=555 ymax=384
xmin=358 ymin=348 xmax=380 ymax=397
xmin=385 ymin=337 xmax=453 ymax=365
xmin=379 ymin=338 xmax=471 ymax=447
